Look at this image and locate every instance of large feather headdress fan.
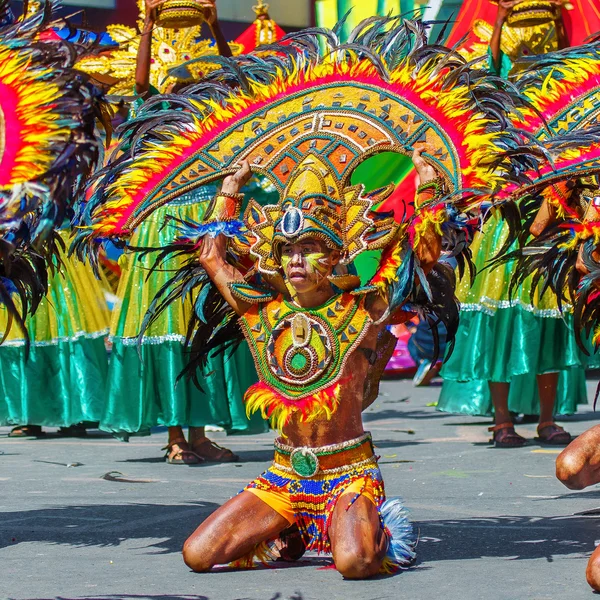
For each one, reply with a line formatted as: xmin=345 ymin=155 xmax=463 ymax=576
xmin=0 ymin=0 xmax=103 ymax=240
xmin=79 ymin=16 xmax=534 ymax=253
xmin=487 ymin=41 xmax=600 ymax=350
xmin=0 ymin=0 xmax=105 ymax=341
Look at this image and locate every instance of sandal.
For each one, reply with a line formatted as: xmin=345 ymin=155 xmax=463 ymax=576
xmin=277 ymin=524 xmax=306 ymax=561
xmin=9 ymin=425 xmax=45 ymax=438
xmin=190 ymin=438 xmax=239 ymax=463
xmin=535 ymin=421 xmax=572 ymax=446
xmin=488 ymin=422 xmax=527 ymax=448
xmin=265 ymin=524 xmax=307 ymax=562
xmin=162 ymin=438 xmax=203 ymax=465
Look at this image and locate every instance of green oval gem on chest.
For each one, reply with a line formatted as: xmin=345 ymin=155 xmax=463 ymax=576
xmin=290 ymin=352 xmax=308 ymax=371
xmin=290 ymin=448 xmax=320 ymax=477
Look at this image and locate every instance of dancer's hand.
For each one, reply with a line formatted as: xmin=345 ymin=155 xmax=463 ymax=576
xmin=221 ymin=160 xmax=252 ymax=196
xmin=144 ymin=0 xmax=166 ymax=26
xmin=496 ymin=0 xmax=520 ymax=24
xmin=529 ymin=197 xmax=557 ymax=237
xmin=196 ymin=0 xmax=217 ymax=26
xmin=412 ymin=144 xmax=437 ymax=185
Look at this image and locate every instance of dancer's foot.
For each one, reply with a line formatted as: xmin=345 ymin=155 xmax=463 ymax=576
xmin=278 ymin=524 xmax=306 ymax=561
xmin=266 ymin=524 xmax=306 ymax=562
xmin=536 ymin=421 xmax=572 ymax=445
xmin=162 ymin=438 xmax=203 ymax=465
xmin=413 ymin=360 xmax=440 ymax=387
xmin=9 ymin=425 xmax=45 ymax=438
xmin=488 ymin=422 xmax=527 ymax=448
xmin=190 ymin=437 xmax=239 ymax=462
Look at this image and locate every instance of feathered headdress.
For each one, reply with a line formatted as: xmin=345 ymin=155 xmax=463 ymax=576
xmin=79 ymin=16 xmax=532 ymax=249
xmin=85 ymin=17 xmax=543 ymax=387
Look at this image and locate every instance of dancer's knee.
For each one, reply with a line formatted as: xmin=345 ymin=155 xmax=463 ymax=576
xmin=556 ymin=448 xmax=586 ymax=490
xmin=587 ymin=546 xmax=600 ymax=591
xmin=182 ymin=534 xmax=215 ymax=573
xmin=334 ymin=546 xmax=382 ymax=579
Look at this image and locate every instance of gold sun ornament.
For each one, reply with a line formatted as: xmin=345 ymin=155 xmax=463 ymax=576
xmin=460 ymin=1 xmax=574 ymax=64
xmin=76 ymin=0 xmax=242 ymax=95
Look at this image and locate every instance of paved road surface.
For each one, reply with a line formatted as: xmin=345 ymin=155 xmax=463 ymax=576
xmin=2 ymin=379 xmax=600 ymax=600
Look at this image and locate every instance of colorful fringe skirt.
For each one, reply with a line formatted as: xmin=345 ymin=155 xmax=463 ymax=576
xmin=243 ymin=433 xmax=416 ymax=572
xmin=0 ymin=231 xmax=110 ymax=427
xmin=439 ymin=213 xmax=595 ymax=417
xmin=102 ymin=188 xmax=266 ymax=437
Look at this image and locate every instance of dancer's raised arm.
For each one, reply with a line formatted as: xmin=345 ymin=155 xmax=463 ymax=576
xmin=411 ymin=145 xmax=444 ymax=275
xmin=198 ymin=160 xmax=253 ymax=316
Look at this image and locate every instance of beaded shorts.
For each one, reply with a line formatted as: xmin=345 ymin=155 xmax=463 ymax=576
xmin=245 ymin=433 xmax=386 ymax=555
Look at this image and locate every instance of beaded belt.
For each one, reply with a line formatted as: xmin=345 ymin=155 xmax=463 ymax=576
xmin=273 ymin=432 xmax=377 ymax=477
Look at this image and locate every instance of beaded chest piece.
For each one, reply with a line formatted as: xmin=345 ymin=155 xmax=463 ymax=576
xmin=240 ymin=293 xmax=372 ymax=430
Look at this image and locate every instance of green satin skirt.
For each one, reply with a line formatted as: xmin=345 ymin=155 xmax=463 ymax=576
xmin=438 ymin=213 xmax=594 ymax=417
xmin=0 ymin=339 xmax=109 ymax=426
xmin=103 ymin=190 xmax=267 ymax=437
xmin=0 ymin=232 xmax=110 ymax=427
xmin=438 ymin=368 xmax=588 ymax=417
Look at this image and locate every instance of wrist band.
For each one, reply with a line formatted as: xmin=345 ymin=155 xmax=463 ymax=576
xmin=219 ymin=192 xmax=245 ymax=202
xmin=203 ymin=193 xmax=244 ymax=224
xmin=416 ymin=177 xmax=444 ymax=198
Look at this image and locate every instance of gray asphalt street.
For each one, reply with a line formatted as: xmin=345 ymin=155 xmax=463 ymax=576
xmin=2 ymin=378 xmax=600 ymax=600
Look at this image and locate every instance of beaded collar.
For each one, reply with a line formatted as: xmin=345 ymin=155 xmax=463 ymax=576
xmin=240 ymin=292 xmax=372 ymax=430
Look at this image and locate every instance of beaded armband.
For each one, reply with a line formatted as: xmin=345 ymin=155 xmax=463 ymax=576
xmin=203 ymin=193 xmax=245 ymax=224
xmin=415 ymin=177 xmax=444 ymax=208
xmin=228 ymin=281 xmax=276 ymax=304
xmin=560 ymin=221 xmax=600 ymax=251
xmin=408 ymin=176 xmax=447 ymax=248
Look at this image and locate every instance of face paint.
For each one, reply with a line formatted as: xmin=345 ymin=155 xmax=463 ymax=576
xmin=304 ymin=252 xmax=329 ymax=275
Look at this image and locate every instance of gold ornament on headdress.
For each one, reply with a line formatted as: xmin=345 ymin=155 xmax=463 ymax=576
xmin=243 ymin=152 xmax=397 ymax=277
xmin=154 ymin=0 xmax=206 ymax=29
xmin=76 ymin=0 xmax=242 ymax=95
xmin=252 ymin=0 xmax=276 ymax=46
xmin=459 ymin=18 xmax=558 ymax=64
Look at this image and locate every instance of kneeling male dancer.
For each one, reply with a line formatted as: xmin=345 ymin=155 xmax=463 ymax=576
xmin=182 ymin=148 xmax=443 ymax=578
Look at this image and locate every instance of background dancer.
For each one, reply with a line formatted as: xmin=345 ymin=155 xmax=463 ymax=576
xmin=437 ymin=0 xmax=588 ymax=447
xmin=2 ymin=231 xmax=110 ymax=438
xmin=101 ymin=0 xmax=265 ymax=463
xmin=556 ymin=426 xmax=600 ymax=590
xmin=0 ymin=0 xmax=111 ymax=438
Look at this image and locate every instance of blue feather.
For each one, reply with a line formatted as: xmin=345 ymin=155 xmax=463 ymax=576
xmin=174 ymin=219 xmax=247 ymax=244
xmin=388 ymin=249 xmax=415 ymax=313
xmin=194 ymin=282 xmax=212 ymax=324
xmin=380 ymin=497 xmax=417 ymax=569
xmin=0 ymin=277 xmax=17 ymax=296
